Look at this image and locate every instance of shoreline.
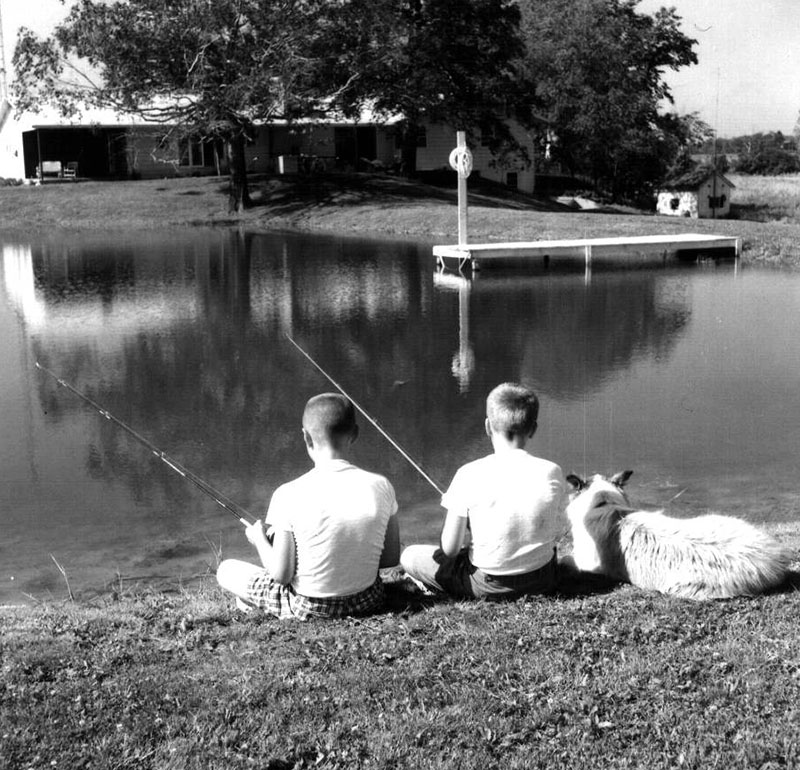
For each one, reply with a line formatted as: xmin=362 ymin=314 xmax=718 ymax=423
xmin=1 ymin=174 xmax=800 ymax=268
xmin=3 ymin=520 xmax=798 ymax=611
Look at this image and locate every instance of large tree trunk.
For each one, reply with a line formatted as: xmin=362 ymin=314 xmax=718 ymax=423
xmin=225 ymin=133 xmax=252 ymax=213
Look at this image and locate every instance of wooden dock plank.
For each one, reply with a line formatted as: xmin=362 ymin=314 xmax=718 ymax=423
xmin=434 ymin=233 xmax=741 ymax=271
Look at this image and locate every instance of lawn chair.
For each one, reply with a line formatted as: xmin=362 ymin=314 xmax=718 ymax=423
xmin=41 ymin=161 xmax=62 ymax=179
xmin=63 ymin=162 xmax=78 ymax=180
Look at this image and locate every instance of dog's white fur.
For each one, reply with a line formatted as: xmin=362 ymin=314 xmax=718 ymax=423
xmin=564 ymin=471 xmax=793 ymax=600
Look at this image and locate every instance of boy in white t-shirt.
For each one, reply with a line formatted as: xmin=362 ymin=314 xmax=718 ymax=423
xmin=217 ymin=393 xmax=400 ymax=619
xmin=401 ymin=383 xmax=566 ymax=599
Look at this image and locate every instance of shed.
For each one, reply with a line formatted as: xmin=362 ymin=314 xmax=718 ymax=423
xmin=656 ymin=167 xmax=735 ymax=219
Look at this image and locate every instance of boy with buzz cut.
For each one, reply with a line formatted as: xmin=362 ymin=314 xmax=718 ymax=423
xmin=217 ymin=393 xmax=400 ymax=619
xmin=401 ymin=382 xmax=566 ymax=600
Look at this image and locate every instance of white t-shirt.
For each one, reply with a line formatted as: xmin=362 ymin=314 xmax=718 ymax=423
xmin=441 ymin=449 xmax=567 ymax=575
xmin=266 ymin=459 xmax=397 ymax=598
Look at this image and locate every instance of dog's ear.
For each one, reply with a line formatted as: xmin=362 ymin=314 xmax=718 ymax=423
xmin=566 ymin=474 xmax=585 ymax=491
xmin=610 ymin=470 xmax=633 ymax=488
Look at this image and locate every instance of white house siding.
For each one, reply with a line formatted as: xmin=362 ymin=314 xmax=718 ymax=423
xmin=696 ymin=177 xmax=732 ymax=218
xmin=0 ymin=103 xmax=26 ymax=179
xmin=416 ymin=122 xmax=534 ymax=193
xmin=416 ymin=123 xmax=455 ymax=171
xmin=656 ymin=190 xmax=698 ymax=218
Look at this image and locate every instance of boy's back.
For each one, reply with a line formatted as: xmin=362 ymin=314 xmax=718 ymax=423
xmin=400 ymin=382 xmax=566 ymax=600
xmin=444 ymin=449 xmax=565 ymax=575
xmin=268 ymin=459 xmax=397 ymax=597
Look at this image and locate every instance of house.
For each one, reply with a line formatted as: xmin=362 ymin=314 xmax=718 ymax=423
xmin=656 ymin=167 xmax=735 ymax=219
xmin=415 ymin=121 xmax=534 ymax=192
xmin=0 ymin=102 xmax=536 ymax=192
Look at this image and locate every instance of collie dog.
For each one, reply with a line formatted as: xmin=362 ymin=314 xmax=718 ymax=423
xmin=563 ymin=471 xmax=794 ymax=600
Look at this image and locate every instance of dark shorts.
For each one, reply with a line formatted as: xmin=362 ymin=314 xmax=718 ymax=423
xmin=404 ymin=545 xmax=558 ymax=600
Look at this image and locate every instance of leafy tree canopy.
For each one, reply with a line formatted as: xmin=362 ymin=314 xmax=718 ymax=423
xmin=519 ymin=0 xmax=698 ymax=203
xmin=351 ymin=0 xmax=528 ymax=170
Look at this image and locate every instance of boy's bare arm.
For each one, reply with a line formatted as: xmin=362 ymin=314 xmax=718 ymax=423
xmin=379 ymin=514 xmax=401 ymax=568
xmin=269 ymin=530 xmax=296 ymax=584
xmin=440 ymin=509 xmax=468 ymax=557
xmin=246 ymin=520 xmax=296 ymax=584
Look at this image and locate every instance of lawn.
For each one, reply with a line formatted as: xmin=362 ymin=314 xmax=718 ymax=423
xmin=2 ymin=567 xmax=799 ymax=770
xmin=2 ymin=172 xmax=800 ymax=268
xmin=729 ymin=173 xmax=800 ymax=224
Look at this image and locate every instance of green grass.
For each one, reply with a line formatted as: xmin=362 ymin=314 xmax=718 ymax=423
xmin=729 ymin=173 xmax=800 ymax=224
xmin=2 ymin=566 xmax=799 ymax=770
xmin=2 ymin=172 xmax=800 ymax=268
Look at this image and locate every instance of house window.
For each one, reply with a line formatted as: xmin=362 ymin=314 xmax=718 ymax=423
xmin=415 ymin=126 xmax=427 ymax=148
xmin=670 ymin=197 xmax=680 ymax=211
xmin=179 ymin=136 xmax=220 ymax=167
xmin=708 ymin=194 xmax=726 ymax=209
xmin=506 ymin=172 xmax=518 ymax=189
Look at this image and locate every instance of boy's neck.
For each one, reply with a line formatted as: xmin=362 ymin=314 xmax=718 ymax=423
xmin=310 ymin=444 xmax=350 ymax=465
xmin=490 ymin=432 xmax=528 ymax=453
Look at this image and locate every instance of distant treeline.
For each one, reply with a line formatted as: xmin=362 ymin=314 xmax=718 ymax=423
xmin=696 ymin=131 xmax=800 ymax=175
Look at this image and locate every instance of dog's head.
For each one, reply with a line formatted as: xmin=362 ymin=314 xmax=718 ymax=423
xmin=566 ymin=471 xmax=633 ymax=517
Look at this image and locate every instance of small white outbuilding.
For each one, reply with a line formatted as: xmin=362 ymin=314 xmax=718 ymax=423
xmin=656 ymin=167 xmax=735 ymax=219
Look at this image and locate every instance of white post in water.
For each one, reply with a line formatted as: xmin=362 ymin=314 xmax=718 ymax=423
xmin=449 ymin=131 xmax=473 ymax=247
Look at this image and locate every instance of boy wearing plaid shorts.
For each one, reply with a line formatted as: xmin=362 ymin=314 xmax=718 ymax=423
xmin=217 ymin=393 xmax=400 ymax=619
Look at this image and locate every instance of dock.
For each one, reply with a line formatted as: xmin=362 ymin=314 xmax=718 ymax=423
xmin=434 ymin=233 xmax=742 ymax=272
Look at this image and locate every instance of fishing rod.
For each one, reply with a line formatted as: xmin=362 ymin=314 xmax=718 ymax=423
xmin=285 ymin=335 xmax=445 ymax=497
xmin=35 ymin=362 xmax=253 ymax=526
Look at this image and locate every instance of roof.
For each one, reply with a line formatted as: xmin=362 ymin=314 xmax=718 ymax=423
xmin=16 ymin=98 xmax=402 ymax=130
xmin=660 ymin=166 xmax=735 ymax=191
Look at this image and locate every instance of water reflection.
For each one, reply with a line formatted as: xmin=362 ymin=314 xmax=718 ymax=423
xmin=2 ymin=229 xmax=796 ymax=603
xmin=434 ymin=269 xmax=691 ymax=399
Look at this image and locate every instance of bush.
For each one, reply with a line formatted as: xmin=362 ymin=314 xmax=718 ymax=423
xmin=734 ymin=147 xmax=800 ymax=175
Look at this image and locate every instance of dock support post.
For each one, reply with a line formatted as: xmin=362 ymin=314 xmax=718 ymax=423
xmin=457 ymin=133 xmax=468 ymax=247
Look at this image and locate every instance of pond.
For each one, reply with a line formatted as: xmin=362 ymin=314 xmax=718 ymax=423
xmin=2 ymin=229 xmax=799 ymax=604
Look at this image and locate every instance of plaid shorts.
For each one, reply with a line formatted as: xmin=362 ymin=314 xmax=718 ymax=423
xmin=245 ymin=573 xmax=386 ymax=620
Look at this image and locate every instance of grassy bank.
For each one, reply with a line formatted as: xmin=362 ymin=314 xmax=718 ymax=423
xmin=2 ymin=563 xmax=799 ymax=770
xmin=2 ymin=172 xmax=800 ymax=268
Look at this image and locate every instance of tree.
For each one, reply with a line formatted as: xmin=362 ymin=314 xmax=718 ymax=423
xmin=12 ymin=0 xmax=384 ymax=211
xmin=349 ymin=0 xmax=530 ymax=174
xmin=519 ymin=0 xmax=698 ymax=203
xmin=732 ymin=131 xmax=800 ymax=175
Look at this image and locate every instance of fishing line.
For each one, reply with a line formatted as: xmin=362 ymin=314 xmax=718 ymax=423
xmin=285 ymin=334 xmax=445 ymax=497
xmin=35 ymin=362 xmax=253 ymax=526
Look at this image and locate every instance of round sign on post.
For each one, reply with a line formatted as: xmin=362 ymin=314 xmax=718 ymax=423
xmin=449 ymin=145 xmax=473 ymax=179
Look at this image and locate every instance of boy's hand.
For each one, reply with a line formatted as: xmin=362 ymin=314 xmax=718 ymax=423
xmin=245 ymin=519 xmax=269 ymax=547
